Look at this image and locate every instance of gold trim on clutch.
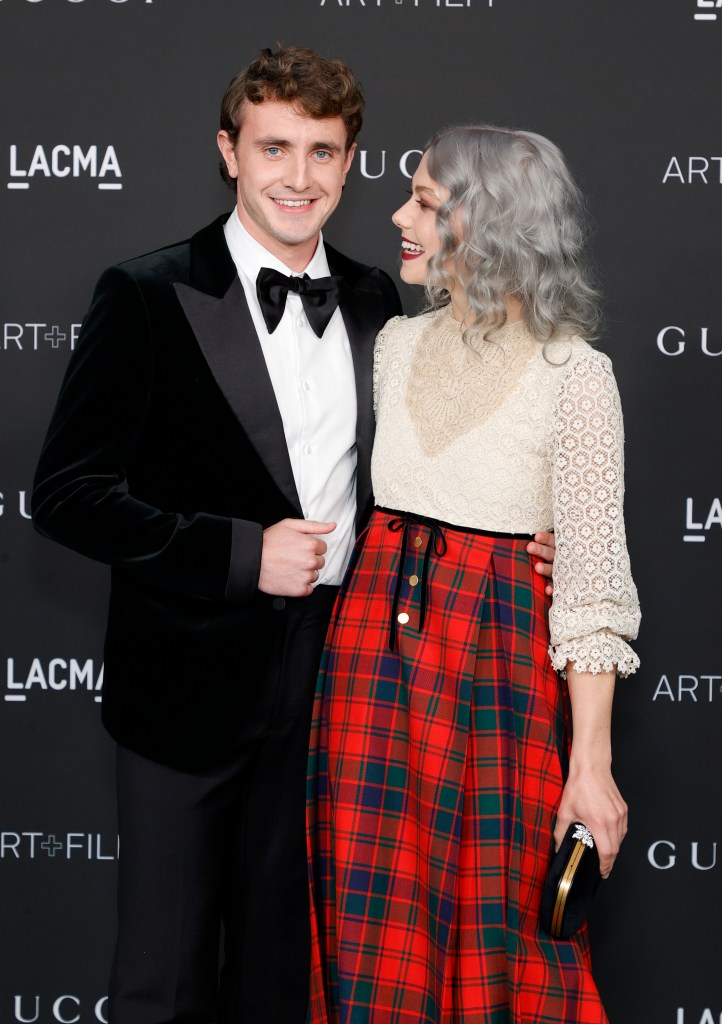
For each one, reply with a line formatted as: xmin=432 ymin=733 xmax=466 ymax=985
xmin=551 ymin=839 xmax=586 ymax=937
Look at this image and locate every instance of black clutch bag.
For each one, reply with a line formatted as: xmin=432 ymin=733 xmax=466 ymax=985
xmin=539 ymin=822 xmax=601 ymax=939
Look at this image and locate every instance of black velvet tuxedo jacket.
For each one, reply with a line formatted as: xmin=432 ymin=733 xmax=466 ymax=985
xmin=33 ymin=214 xmax=402 ymax=769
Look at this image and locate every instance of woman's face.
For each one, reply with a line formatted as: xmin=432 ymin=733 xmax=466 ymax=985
xmin=391 ymin=152 xmax=449 ymax=286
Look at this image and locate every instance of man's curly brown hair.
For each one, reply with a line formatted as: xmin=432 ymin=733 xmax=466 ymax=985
xmin=219 ymin=46 xmax=364 ymax=190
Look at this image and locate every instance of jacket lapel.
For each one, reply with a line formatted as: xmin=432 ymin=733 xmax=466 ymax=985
xmin=174 ymin=217 xmax=302 ymax=515
xmin=174 ymin=221 xmax=385 ymax=526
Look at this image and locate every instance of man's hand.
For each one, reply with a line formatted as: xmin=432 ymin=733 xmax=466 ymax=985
xmin=258 ymin=519 xmax=336 ymax=597
xmin=527 ymin=530 xmax=556 ymax=596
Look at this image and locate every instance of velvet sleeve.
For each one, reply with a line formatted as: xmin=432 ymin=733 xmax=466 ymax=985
xmin=32 ymin=266 xmax=262 ymax=603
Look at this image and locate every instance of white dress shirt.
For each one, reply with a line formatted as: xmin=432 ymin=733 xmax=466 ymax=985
xmin=224 ymin=210 xmax=357 ymax=586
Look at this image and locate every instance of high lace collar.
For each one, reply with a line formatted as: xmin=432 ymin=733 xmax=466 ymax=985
xmin=433 ymin=304 xmax=538 ymax=363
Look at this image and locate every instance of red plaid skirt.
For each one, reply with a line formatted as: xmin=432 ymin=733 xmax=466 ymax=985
xmin=307 ymin=508 xmax=608 ymax=1024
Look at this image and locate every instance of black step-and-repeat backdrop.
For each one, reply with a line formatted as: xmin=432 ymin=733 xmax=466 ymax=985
xmin=1 ymin=2 xmax=720 ymax=1022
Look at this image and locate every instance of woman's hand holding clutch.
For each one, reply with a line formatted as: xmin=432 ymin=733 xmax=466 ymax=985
xmin=555 ymin=667 xmax=628 ymax=879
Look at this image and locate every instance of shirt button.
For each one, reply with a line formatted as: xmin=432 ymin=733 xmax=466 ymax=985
xmin=397 ymin=612 xmax=410 ymax=625
xmin=409 ymin=574 xmax=419 ymax=587
xmin=304 ymin=444 xmax=313 ymax=455
xmin=272 ymin=597 xmax=286 ymax=611
xmin=303 ymin=380 xmax=311 ymax=391
xmin=413 ymin=537 xmax=423 ymax=549
xmin=297 ymin=316 xmax=306 ymax=329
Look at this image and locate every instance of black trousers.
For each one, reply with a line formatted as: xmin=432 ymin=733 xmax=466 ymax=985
xmin=108 ymin=585 xmax=339 ymax=1024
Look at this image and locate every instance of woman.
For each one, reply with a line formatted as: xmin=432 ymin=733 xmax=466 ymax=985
xmin=307 ymin=125 xmax=640 ymax=1023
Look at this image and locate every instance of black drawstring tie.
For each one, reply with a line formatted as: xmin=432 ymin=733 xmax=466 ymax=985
xmin=387 ymin=513 xmax=447 ymax=652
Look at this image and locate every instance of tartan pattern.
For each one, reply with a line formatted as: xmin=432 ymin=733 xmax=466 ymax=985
xmin=307 ymin=509 xmax=608 ymax=1024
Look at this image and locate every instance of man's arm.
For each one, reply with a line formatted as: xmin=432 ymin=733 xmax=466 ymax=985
xmin=32 ymin=266 xmax=262 ymax=603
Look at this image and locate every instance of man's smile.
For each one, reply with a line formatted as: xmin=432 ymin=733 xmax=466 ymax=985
xmin=272 ymin=197 xmax=316 ymax=208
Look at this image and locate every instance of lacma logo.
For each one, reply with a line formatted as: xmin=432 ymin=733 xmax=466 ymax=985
xmin=677 ymin=1011 xmax=722 ymax=1024
xmin=7 ymin=145 xmax=122 ymax=191
xmin=683 ymin=497 xmax=722 ymax=542
xmin=4 ymin=657 xmax=104 ymax=703
xmin=694 ymin=0 xmax=721 ymax=21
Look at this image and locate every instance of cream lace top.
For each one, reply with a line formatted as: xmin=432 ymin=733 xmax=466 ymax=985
xmin=372 ymin=307 xmax=640 ymax=677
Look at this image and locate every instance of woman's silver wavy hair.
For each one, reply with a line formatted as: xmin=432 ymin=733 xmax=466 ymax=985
xmin=424 ymin=125 xmax=602 ymax=341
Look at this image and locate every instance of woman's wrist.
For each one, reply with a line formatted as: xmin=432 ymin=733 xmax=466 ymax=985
xmin=567 ymin=746 xmax=613 ymax=774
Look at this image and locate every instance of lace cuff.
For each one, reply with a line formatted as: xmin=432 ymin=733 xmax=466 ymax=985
xmin=549 ymin=630 xmax=640 ymax=678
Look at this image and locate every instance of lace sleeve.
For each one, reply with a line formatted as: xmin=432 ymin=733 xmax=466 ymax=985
xmin=548 ymin=350 xmax=641 ymax=678
xmin=373 ymin=315 xmax=406 ymax=415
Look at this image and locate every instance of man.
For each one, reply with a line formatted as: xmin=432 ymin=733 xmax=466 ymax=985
xmin=33 ymin=47 xmax=555 ymax=1024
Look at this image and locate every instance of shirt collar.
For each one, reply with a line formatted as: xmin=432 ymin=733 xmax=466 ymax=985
xmin=224 ymin=207 xmax=331 ymax=284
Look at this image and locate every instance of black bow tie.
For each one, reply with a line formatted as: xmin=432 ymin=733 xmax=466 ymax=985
xmin=256 ymin=267 xmax=344 ymax=339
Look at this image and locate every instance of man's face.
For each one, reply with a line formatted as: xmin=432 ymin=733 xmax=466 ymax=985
xmin=218 ymin=100 xmax=356 ymax=269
